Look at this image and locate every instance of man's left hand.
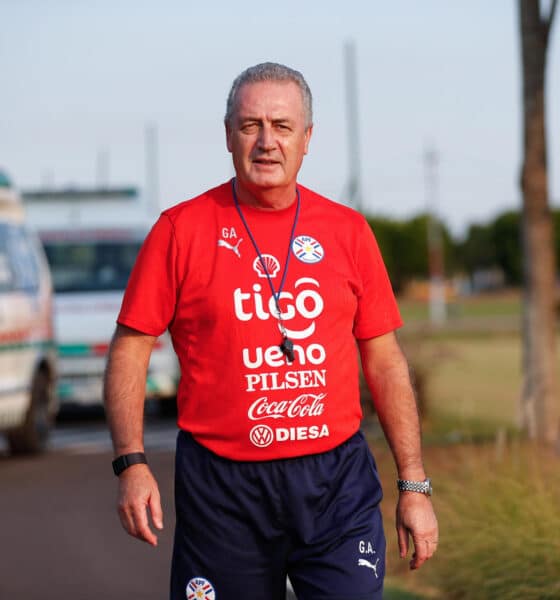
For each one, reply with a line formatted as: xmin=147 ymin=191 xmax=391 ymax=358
xmin=396 ymin=492 xmax=438 ymax=570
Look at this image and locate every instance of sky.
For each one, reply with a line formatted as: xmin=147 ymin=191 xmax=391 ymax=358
xmin=2 ymin=0 xmax=559 ymax=237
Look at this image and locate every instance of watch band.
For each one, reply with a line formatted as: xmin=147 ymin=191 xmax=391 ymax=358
xmin=397 ymin=477 xmax=432 ymax=496
xmin=112 ymin=452 xmax=148 ymax=476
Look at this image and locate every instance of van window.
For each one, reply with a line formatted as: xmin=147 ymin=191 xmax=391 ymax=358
xmin=0 ymin=223 xmax=40 ymax=292
xmin=43 ymin=240 xmax=141 ymax=293
xmin=0 ymin=171 xmax=12 ymax=188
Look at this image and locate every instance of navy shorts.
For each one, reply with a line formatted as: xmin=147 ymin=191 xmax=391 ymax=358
xmin=170 ymin=431 xmax=385 ymax=600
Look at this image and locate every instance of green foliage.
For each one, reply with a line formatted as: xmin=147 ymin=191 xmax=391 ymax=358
xmin=460 ymin=223 xmax=497 ymax=272
xmin=366 ymin=208 xmax=535 ymax=288
xmin=366 ymin=214 xmax=456 ymax=292
xmin=552 ymin=210 xmax=560 ymax=269
xmin=456 ymin=210 xmax=523 ymax=285
xmin=493 ymin=211 xmax=523 ymax=284
xmin=365 ymin=216 xmax=404 ymax=289
xmin=428 ymin=445 xmax=560 ymax=600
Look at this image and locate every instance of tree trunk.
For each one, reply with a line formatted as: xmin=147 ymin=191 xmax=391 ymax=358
xmin=518 ymin=0 xmax=559 ymax=444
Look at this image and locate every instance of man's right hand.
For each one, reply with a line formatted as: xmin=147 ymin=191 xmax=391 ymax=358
xmin=104 ymin=325 xmax=162 ymax=545
xmin=116 ymin=464 xmax=163 ymax=547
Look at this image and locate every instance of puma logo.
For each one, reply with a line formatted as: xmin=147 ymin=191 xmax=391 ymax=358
xmin=217 ymin=238 xmax=243 ymax=258
xmin=358 ymin=558 xmax=380 ymax=579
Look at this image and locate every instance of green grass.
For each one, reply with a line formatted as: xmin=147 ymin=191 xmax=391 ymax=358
xmin=395 ymin=331 xmax=523 ymax=446
xmin=426 ymin=443 xmax=560 ymax=600
xmin=365 ymin=291 xmax=560 ymax=598
xmin=399 ymin=328 xmax=560 ymax=444
xmin=363 ymin=291 xmax=560 ymax=598
xmin=424 ymin=336 xmax=520 ymax=426
xmin=383 ymin=585 xmax=427 ymax=599
xmin=368 ymin=439 xmax=560 ymax=600
xmin=398 ymin=292 xmax=522 ymax=323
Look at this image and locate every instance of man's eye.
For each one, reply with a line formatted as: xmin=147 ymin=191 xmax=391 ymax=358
xmin=241 ymin=123 xmax=258 ymax=133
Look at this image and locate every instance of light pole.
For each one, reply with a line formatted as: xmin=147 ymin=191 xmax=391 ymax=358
xmin=424 ymin=145 xmax=446 ymax=326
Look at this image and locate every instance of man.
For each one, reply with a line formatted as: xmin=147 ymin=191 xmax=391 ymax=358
xmin=104 ymin=62 xmax=438 ymax=600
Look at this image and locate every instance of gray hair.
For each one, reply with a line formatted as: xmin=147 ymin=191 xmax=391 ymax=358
xmin=224 ymin=62 xmax=313 ymax=128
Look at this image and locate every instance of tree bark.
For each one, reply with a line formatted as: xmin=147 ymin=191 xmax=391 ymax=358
xmin=518 ymin=0 xmax=559 ymax=444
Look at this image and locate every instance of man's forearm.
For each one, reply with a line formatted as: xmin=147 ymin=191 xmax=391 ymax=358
xmin=103 ymin=326 xmax=156 ymax=457
xmin=370 ymin=364 xmax=425 ymax=480
xmin=358 ymin=334 xmax=426 ymax=480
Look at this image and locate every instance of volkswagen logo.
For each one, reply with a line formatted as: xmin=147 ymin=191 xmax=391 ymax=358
xmin=249 ymin=424 xmax=274 ymax=448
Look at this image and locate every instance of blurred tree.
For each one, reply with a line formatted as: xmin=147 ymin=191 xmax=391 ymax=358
xmin=374 ymin=208 xmax=560 ymax=294
xmin=518 ymin=0 xmax=559 ymax=444
xmin=398 ymin=215 xmax=430 ymax=281
xmin=460 ymin=212 xmax=522 ymax=285
xmin=459 ymin=213 xmax=522 ymax=285
xmin=493 ymin=211 xmax=523 ymax=285
xmin=367 ymin=214 xmax=455 ymax=292
xmin=366 ymin=216 xmax=402 ymax=290
xmin=460 ymin=223 xmax=497 ymax=274
xmin=553 ymin=210 xmax=560 ymax=265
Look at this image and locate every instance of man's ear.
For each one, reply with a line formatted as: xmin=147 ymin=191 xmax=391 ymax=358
xmin=303 ymin=125 xmax=313 ymax=155
xmin=225 ymin=122 xmax=233 ymax=153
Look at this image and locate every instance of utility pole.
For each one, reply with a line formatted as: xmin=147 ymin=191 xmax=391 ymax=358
xmin=344 ymin=40 xmax=363 ymax=212
xmin=424 ymin=145 xmax=446 ymax=326
xmin=145 ymin=122 xmax=160 ymax=217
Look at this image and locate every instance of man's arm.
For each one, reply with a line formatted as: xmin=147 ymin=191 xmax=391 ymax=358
xmin=103 ymin=323 xmax=163 ymax=547
xmin=358 ymin=331 xmax=438 ymax=570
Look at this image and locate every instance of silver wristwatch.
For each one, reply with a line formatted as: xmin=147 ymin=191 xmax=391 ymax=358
xmin=397 ymin=477 xmax=432 ymax=496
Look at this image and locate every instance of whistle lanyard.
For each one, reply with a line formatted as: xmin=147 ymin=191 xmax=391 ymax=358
xmin=231 ymin=179 xmax=300 ymax=360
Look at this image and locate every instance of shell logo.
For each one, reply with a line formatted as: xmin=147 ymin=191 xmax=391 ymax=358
xmin=253 ymin=254 xmax=280 ymax=278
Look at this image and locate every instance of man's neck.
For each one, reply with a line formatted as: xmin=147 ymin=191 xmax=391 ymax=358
xmin=233 ymin=180 xmax=297 ymax=211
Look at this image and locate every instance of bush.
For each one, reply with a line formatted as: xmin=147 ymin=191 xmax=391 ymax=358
xmin=427 ymin=443 xmax=560 ymax=600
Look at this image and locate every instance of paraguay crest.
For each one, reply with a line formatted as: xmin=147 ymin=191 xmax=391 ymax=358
xmin=292 ymin=235 xmax=324 ymax=264
xmin=186 ymin=577 xmax=216 ymax=600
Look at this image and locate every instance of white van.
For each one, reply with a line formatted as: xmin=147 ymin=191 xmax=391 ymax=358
xmin=0 ymin=171 xmax=58 ymax=453
xmin=23 ymin=187 xmax=179 ymax=410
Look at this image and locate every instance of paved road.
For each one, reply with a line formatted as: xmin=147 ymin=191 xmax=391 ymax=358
xmin=0 ymin=414 xmax=297 ymax=599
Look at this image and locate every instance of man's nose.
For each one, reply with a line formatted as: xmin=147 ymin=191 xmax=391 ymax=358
xmin=257 ymin=125 xmax=275 ymax=150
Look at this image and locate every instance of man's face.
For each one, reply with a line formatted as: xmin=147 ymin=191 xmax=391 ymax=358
xmin=226 ymin=80 xmax=312 ymax=195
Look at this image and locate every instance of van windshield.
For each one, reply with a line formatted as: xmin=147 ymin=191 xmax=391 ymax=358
xmin=43 ymin=240 xmax=141 ymax=293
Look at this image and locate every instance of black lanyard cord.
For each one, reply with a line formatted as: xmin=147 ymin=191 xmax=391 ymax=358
xmin=231 ymin=178 xmax=300 ymax=361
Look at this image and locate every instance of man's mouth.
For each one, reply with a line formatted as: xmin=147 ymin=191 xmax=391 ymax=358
xmin=253 ymin=158 xmax=279 ymax=165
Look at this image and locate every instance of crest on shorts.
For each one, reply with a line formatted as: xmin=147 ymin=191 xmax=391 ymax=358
xmin=186 ymin=576 xmax=216 ymax=600
xmin=292 ymin=235 xmax=324 ymax=264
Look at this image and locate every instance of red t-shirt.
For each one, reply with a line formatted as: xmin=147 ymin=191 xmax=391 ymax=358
xmin=118 ymin=182 xmax=402 ymax=460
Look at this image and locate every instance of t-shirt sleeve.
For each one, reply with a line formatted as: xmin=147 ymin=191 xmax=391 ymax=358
xmin=117 ymin=213 xmax=178 ymax=336
xmin=353 ymin=217 xmax=403 ymax=339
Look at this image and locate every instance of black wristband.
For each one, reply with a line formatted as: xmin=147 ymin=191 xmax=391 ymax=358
xmin=112 ymin=452 xmax=148 ymax=476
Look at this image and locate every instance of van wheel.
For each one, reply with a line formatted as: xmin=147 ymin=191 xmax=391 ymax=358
xmin=7 ymin=370 xmax=54 ymax=455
